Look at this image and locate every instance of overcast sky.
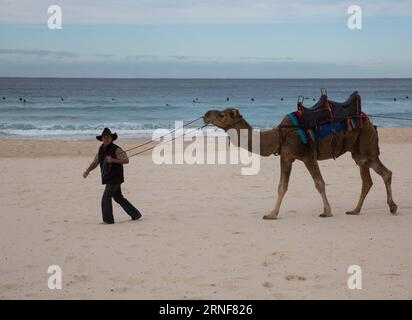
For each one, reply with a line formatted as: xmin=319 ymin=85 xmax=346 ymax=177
xmin=0 ymin=0 xmax=411 ymax=78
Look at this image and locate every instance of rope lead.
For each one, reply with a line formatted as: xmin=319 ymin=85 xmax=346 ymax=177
xmin=127 ymin=123 xmax=210 ymax=158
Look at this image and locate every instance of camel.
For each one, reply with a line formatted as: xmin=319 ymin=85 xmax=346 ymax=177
xmin=203 ymin=107 xmax=397 ymax=219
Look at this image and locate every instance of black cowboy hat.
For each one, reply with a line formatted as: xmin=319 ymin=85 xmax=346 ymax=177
xmin=96 ymin=127 xmax=118 ymax=141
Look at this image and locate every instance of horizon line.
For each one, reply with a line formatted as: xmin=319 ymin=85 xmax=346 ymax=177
xmin=1 ymin=76 xmax=412 ymax=80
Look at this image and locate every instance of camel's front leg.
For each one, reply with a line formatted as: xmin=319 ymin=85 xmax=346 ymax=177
xmin=263 ymin=157 xmax=294 ymax=220
xmin=304 ymin=158 xmax=332 ymax=217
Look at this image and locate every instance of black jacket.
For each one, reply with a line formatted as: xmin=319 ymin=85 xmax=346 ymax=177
xmin=98 ymin=143 xmax=124 ymax=185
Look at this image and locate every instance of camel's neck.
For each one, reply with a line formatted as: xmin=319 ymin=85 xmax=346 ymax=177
xmin=225 ymin=118 xmax=279 ymax=157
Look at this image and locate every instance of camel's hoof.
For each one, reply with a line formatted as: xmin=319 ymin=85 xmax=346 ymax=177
xmin=319 ymin=213 xmax=333 ymax=218
xmin=346 ymin=210 xmax=360 ymax=215
xmin=389 ymin=203 xmax=398 ymax=215
xmin=263 ymin=214 xmax=277 ymax=220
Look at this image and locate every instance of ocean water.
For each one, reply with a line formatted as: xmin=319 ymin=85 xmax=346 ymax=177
xmin=0 ymin=78 xmax=411 ymax=140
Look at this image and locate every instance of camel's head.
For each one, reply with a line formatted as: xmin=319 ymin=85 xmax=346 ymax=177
xmin=203 ymin=108 xmax=243 ymax=130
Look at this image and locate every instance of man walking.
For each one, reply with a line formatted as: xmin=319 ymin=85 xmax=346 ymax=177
xmin=83 ymin=128 xmax=142 ymax=224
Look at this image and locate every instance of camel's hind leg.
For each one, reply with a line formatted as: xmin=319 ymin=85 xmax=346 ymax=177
xmin=370 ymin=158 xmax=398 ymax=214
xmin=263 ymin=157 xmax=293 ymax=220
xmin=346 ymin=162 xmax=373 ymax=215
xmin=304 ymin=158 xmax=332 ymax=217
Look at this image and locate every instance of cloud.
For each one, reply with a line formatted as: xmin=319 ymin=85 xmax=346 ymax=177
xmin=0 ymin=48 xmax=77 ymax=59
xmin=0 ymin=50 xmax=294 ymax=64
xmin=238 ymin=56 xmax=294 ymax=62
xmin=95 ymin=53 xmax=117 ymax=58
xmin=1 ymin=0 xmax=411 ymax=24
xmin=123 ymin=54 xmax=294 ymax=63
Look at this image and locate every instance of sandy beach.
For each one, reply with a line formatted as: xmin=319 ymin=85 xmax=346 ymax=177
xmin=1 ymin=128 xmax=412 ymax=299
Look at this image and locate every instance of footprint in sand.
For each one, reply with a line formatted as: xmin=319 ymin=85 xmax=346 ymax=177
xmin=64 ymin=255 xmax=78 ymax=263
xmin=1 ymin=284 xmax=19 ymax=290
xmin=110 ymin=287 xmax=130 ymax=294
xmin=271 ymin=252 xmax=286 ymax=260
xmin=127 ymin=278 xmax=144 ymax=285
xmin=109 ymin=277 xmax=142 ymax=286
xmin=136 ymin=233 xmax=148 ymax=237
xmin=285 ymin=275 xmax=306 ymax=281
xmin=382 ymin=273 xmax=401 ymax=277
xmin=262 ymin=281 xmax=273 ymax=288
xmin=109 ymin=276 xmax=122 ymax=282
xmin=74 ymin=274 xmax=92 ymax=282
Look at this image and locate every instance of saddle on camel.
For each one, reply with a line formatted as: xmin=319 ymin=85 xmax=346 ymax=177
xmin=288 ymin=89 xmax=365 ymax=159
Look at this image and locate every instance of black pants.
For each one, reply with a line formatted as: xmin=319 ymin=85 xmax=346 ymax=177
xmin=101 ymin=183 xmax=141 ymax=223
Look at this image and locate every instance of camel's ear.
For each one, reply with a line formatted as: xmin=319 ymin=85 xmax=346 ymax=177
xmin=229 ymin=109 xmax=240 ymax=118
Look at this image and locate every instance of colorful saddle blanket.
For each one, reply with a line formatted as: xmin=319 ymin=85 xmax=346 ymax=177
xmin=287 ymin=111 xmax=361 ymax=145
